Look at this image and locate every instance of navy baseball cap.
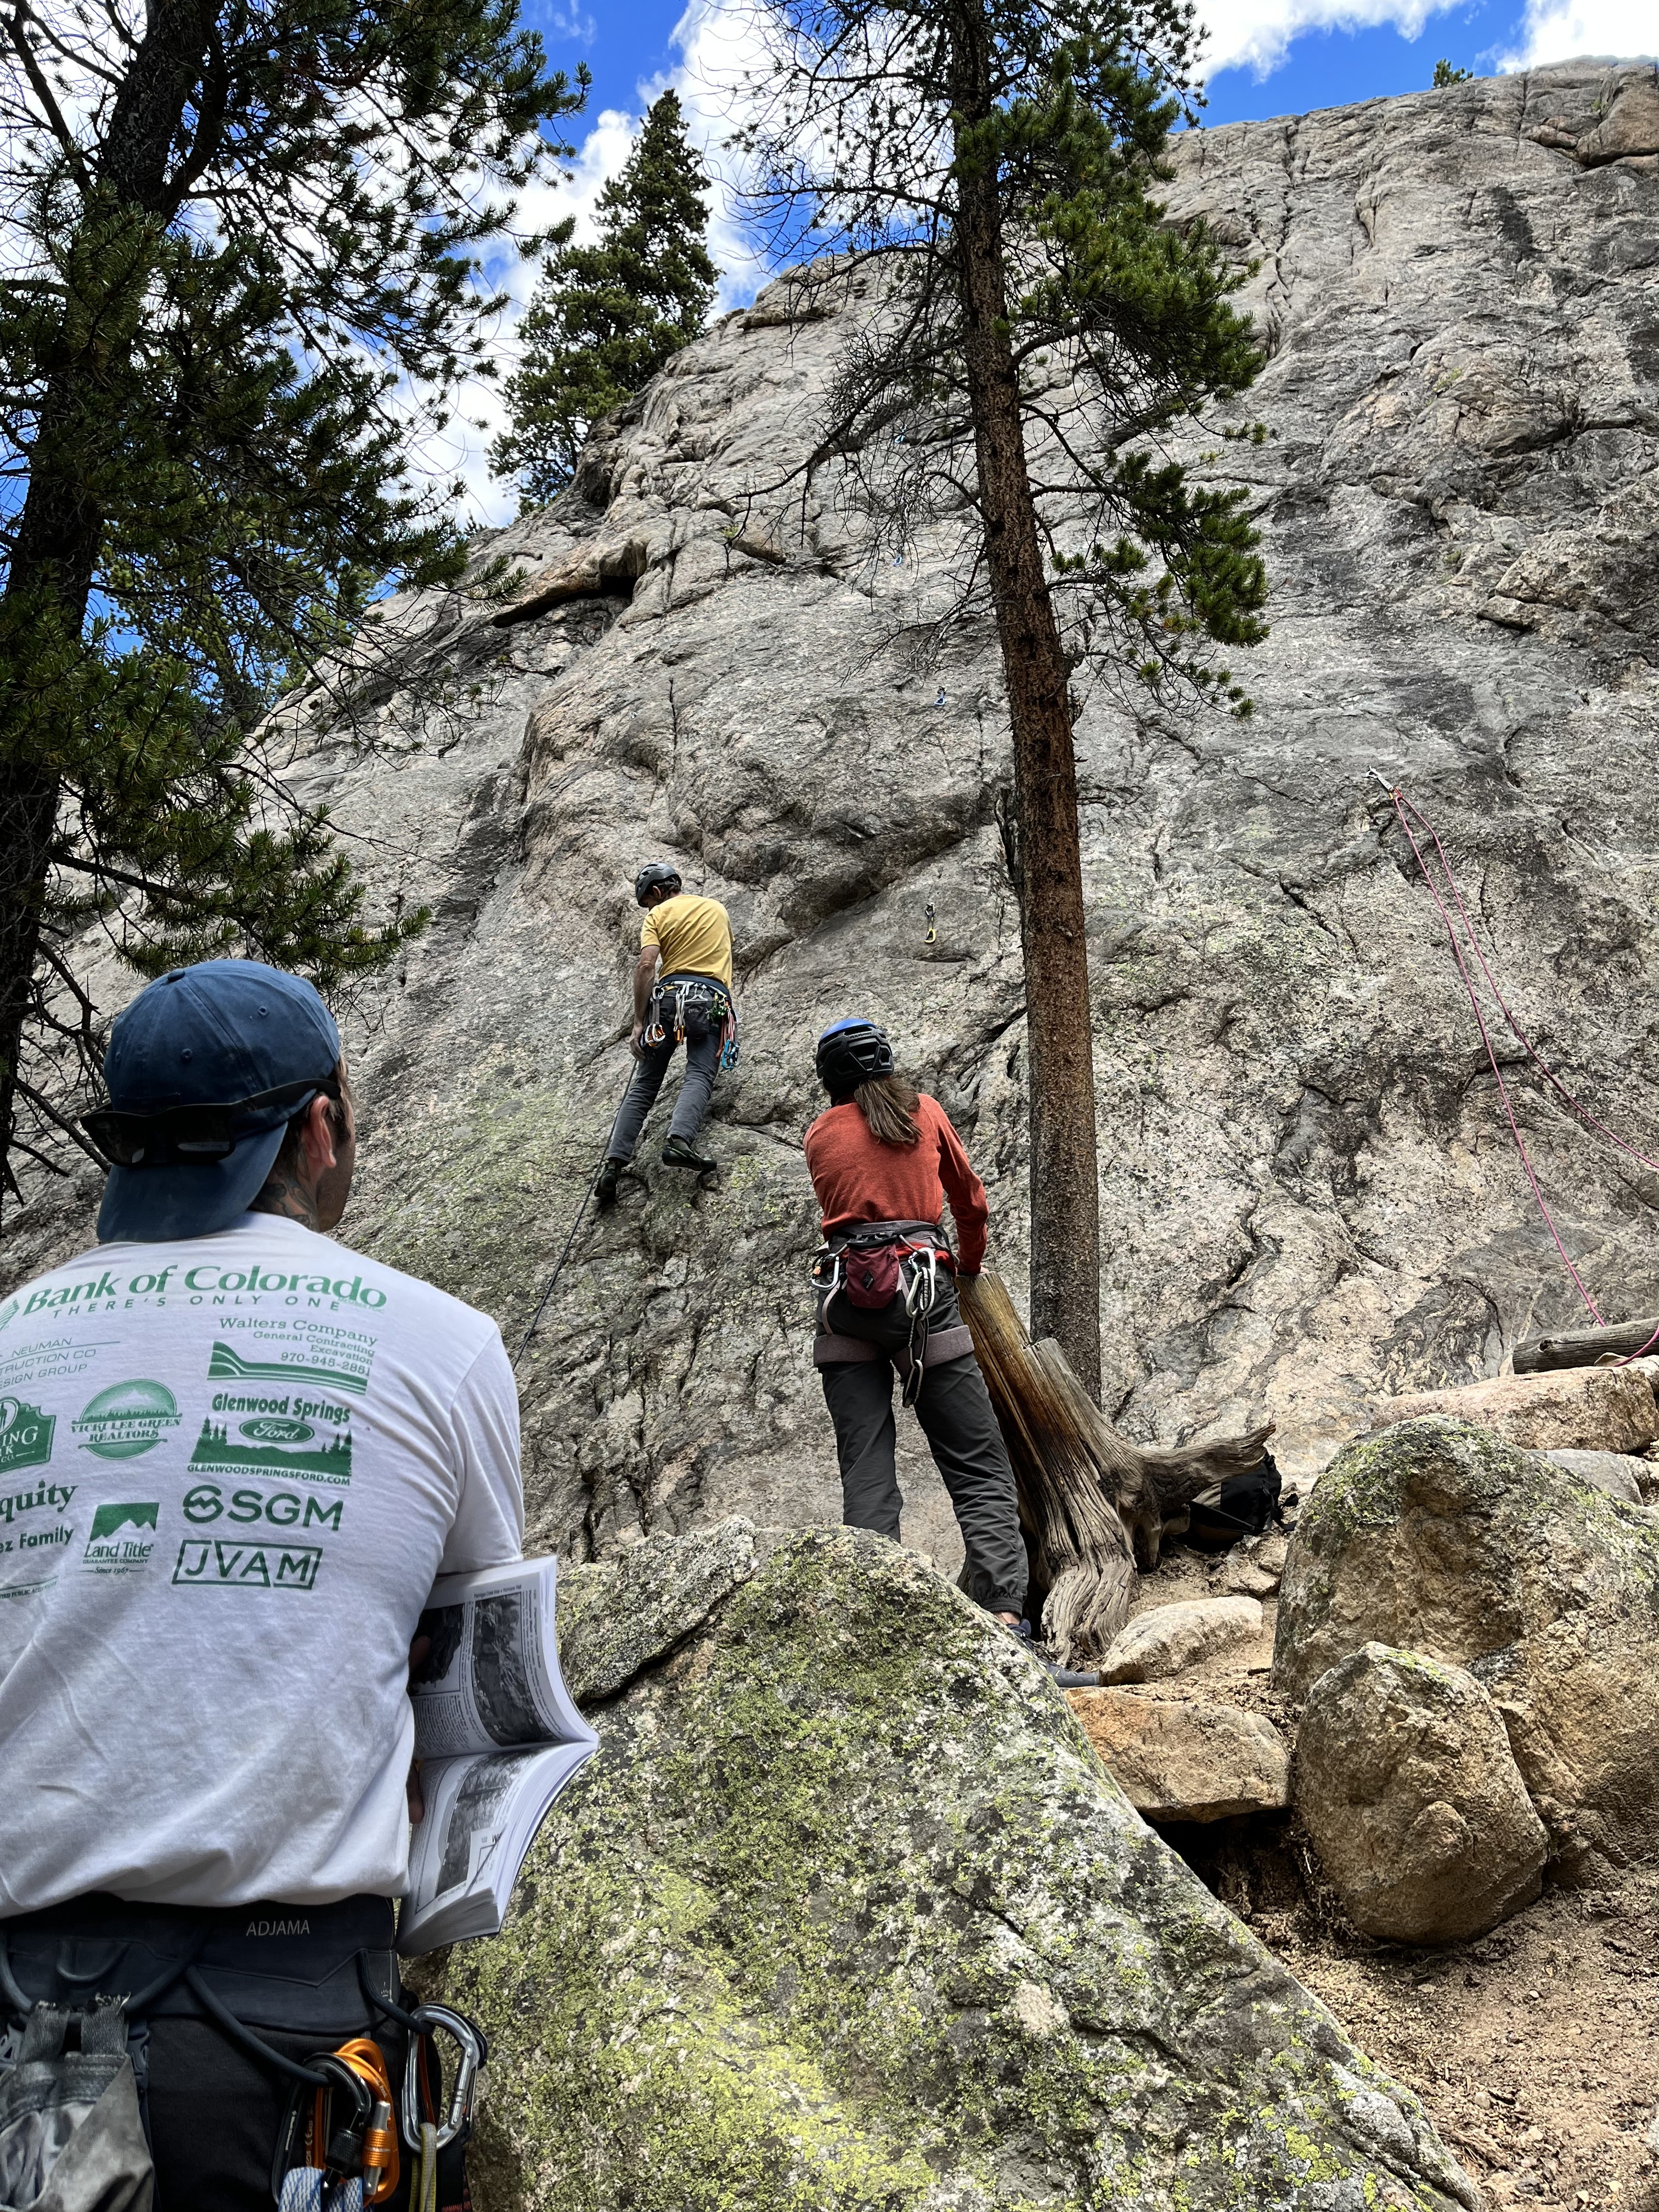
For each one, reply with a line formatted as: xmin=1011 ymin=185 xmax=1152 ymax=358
xmin=89 ymin=960 xmax=341 ymax=1244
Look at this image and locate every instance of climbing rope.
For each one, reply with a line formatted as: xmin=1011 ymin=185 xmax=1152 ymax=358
xmin=1376 ymin=771 xmax=1659 ymax=1351
xmin=513 ymin=1066 xmax=637 ymax=1369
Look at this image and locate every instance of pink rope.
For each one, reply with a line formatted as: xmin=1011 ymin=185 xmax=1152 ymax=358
xmin=1385 ymin=785 xmax=1605 ymax=1325
xmin=1393 ymin=789 xmax=1659 ymax=1177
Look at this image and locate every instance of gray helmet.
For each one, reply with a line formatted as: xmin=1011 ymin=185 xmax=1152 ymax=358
xmin=634 ymin=862 xmax=682 ymax=907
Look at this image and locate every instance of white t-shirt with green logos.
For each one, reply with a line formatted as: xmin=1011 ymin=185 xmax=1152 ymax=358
xmin=0 ymin=1214 xmax=523 ymax=1914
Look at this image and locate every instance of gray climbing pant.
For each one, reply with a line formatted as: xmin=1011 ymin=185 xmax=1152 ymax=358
xmin=607 ymin=988 xmax=724 ymax=1161
xmin=818 ymin=1276 xmax=1028 ymax=1617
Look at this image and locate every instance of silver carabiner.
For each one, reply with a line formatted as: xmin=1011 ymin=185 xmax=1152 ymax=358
xmin=400 ymin=2004 xmax=484 ymax=2152
xmin=902 ymin=1246 xmax=936 ymax=1318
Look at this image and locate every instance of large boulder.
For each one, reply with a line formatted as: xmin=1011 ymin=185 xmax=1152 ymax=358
xmin=1296 ymin=1643 xmax=1548 ymax=1943
xmin=1274 ymin=1418 xmax=1659 ymax=1870
xmin=1544 ymin=1448 xmax=1647 ymax=1505
xmin=554 ymin=1515 xmax=758 ymax=1703
xmin=1098 ymin=1595 xmax=1262 ymax=1683
xmin=1368 ymin=1364 xmax=1658 ymax=1456
xmin=425 ymin=1527 xmax=1475 ymax=2210
xmin=1071 ymin=1687 xmax=1291 ymax=1822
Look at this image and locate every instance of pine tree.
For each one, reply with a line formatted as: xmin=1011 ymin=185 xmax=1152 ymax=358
xmin=1434 ymin=60 xmax=1474 ymax=86
xmin=494 ymin=91 xmax=718 ymax=509
xmin=0 ymin=0 xmax=586 ymax=1208
xmin=735 ymin=0 xmax=1267 ymax=1398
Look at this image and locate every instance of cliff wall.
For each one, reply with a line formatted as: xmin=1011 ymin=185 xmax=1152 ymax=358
xmin=10 ymin=61 xmax=1658 ymax=1578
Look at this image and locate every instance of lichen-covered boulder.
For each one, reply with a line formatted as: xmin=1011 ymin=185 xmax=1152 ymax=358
xmin=555 ymin=1515 xmax=758 ymax=1703
xmin=1296 ymin=1644 xmax=1547 ymax=1944
xmin=426 ymin=1527 xmax=1474 ymax=2210
xmin=1274 ymin=1418 xmax=1659 ymax=1870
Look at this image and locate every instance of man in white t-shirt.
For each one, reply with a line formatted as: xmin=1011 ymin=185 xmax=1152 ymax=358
xmin=0 ymin=958 xmax=522 ymax=2210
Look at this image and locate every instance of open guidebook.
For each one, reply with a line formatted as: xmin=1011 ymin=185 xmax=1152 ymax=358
xmin=399 ymin=1556 xmax=598 ymax=1954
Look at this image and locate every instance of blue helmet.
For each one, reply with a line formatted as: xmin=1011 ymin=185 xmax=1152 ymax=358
xmin=815 ymin=1018 xmax=893 ymax=1093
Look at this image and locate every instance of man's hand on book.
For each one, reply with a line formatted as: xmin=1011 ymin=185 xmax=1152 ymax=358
xmin=407 ymin=1633 xmax=431 ymax=1823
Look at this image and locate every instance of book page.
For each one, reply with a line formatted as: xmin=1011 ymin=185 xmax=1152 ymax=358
xmin=411 ymin=1556 xmax=586 ymax=1760
xmin=399 ymin=1739 xmax=593 ymax=1954
xmin=400 ymin=1551 xmax=597 ymax=1953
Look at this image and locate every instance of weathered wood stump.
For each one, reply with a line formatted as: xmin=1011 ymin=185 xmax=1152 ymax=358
xmin=959 ymin=1271 xmax=1272 ymax=1664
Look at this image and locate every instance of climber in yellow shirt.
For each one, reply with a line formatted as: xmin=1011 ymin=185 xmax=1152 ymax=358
xmin=596 ymin=863 xmax=736 ymax=1203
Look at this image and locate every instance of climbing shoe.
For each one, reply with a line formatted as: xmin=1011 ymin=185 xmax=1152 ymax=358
xmin=594 ymin=1159 xmax=621 ymax=1208
xmin=1006 ymin=1617 xmax=1101 ymax=1690
xmin=661 ymin=1136 xmax=716 ymax=1172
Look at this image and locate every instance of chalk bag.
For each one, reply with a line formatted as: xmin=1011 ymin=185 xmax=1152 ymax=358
xmin=0 ymin=1999 xmax=153 ymax=2212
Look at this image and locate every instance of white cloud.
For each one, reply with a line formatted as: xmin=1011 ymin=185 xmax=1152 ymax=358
xmin=431 ymin=0 xmax=781 ymax=527
xmin=1497 ymin=0 xmax=1657 ymax=66
xmin=1195 ymin=0 xmax=1455 ymax=81
xmin=647 ymin=0 xmax=782 ymax=307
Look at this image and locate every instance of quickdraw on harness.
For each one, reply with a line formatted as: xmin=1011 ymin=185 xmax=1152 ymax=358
xmin=272 ymin=2040 xmax=398 ymax=2211
xmin=401 ymin=2005 xmax=484 ymax=2212
xmin=811 ymin=1223 xmax=962 ymax=1407
xmin=272 ymin=2001 xmax=483 ymax=2212
xmin=642 ymin=977 xmax=739 ymax=1071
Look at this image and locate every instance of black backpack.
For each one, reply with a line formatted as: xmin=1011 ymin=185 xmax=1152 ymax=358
xmin=1184 ymin=1451 xmax=1287 ymax=1551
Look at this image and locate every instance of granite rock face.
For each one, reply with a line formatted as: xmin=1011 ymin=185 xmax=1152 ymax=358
xmin=7 ymin=65 xmax=1659 ymax=1580
xmin=1273 ymin=1415 xmax=1659 ymax=1870
xmin=425 ymin=1527 xmax=1473 ymax=2210
xmin=1295 ymin=1641 xmax=1548 ymax=1943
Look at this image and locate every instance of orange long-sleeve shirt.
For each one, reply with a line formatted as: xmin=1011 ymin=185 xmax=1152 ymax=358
xmin=804 ymin=1094 xmax=990 ymax=1272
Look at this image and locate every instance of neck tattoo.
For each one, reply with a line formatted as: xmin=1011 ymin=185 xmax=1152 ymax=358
xmin=249 ymin=1171 xmax=321 ymax=1231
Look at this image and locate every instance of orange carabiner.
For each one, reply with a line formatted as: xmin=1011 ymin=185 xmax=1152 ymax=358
xmin=330 ymin=2038 xmax=401 ymax=2204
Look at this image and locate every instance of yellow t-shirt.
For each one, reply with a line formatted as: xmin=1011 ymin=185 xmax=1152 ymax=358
xmin=641 ymin=893 xmax=732 ymax=988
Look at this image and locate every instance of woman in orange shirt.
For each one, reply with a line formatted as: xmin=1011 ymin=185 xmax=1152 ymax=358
xmin=806 ymin=1019 xmax=1096 ymax=1685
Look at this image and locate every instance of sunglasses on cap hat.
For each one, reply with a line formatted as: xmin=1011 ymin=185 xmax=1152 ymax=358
xmin=81 ymin=1074 xmax=342 ymax=1170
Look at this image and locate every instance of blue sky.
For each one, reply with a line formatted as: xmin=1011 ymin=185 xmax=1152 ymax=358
xmin=446 ymin=0 xmax=1647 ymax=522
xmin=524 ymin=0 xmax=1643 ymax=149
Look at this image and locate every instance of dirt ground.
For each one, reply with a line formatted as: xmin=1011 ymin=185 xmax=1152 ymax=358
xmin=1119 ymin=1536 xmax=1659 ymax=2211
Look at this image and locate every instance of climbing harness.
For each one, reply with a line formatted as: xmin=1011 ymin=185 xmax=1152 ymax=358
xmin=1375 ymin=771 xmax=1659 ymax=1357
xmin=0 ymin=1910 xmax=482 ymax=2212
xmin=641 ymin=975 xmax=736 ymax=1070
xmin=811 ymin=1222 xmax=968 ymax=1407
xmin=516 ymin=1007 xmax=733 ymax=1365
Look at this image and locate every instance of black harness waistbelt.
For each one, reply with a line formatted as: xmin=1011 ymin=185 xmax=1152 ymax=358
xmin=0 ymin=1892 xmax=398 ymax=2036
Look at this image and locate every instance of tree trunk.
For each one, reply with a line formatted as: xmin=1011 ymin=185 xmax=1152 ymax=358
xmin=947 ymin=2 xmax=1102 ymax=1399
xmin=0 ymin=0 xmax=216 ymax=1189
